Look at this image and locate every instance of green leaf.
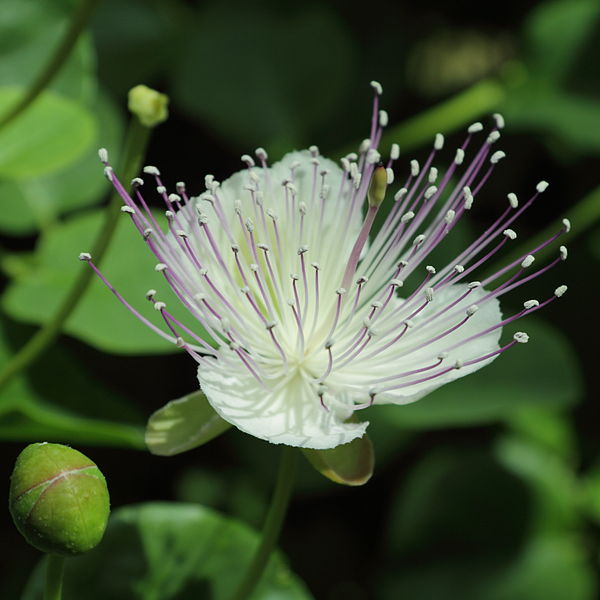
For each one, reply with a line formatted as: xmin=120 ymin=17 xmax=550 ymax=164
xmin=371 ymin=318 xmax=582 ymax=429
xmin=302 ymin=434 xmax=374 ymax=486
xmin=171 ymin=2 xmax=355 ymax=155
xmin=0 ymin=87 xmax=96 ymax=179
xmin=0 ymin=92 xmax=123 ymax=234
xmin=3 ymin=208 xmax=210 ymax=355
xmin=22 ymin=502 xmax=313 ymax=600
xmin=146 ymin=390 xmax=231 ymax=456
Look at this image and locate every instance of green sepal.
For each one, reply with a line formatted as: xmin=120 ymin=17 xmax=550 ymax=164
xmin=145 ymin=390 xmax=231 ymax=456
xmin=303 ymin=434 xmax=375 ymax=486
xmin=9 ymin=443 xmax=110 ymax=556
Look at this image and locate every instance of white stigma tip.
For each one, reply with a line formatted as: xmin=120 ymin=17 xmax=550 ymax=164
xmin=466 ymin=305 xmax=479 ymax=316
xmin=468 ymin=122 xmax=483 ymax=133
xmin=554 ymin=285 xmax=567 ymax=297
xmin=523 ymin=300 xmax=539 ymax=309
xmin=434 ymin=133 xmax=444 ymax=150
xmin=490 ymin=150 xmax=506 ymax=164
xmin=143 ymin=166 xmax=160 ymax=176
xmin=454 ymin=148 xmax=465 ymax=165
xmin=559 ymin=245 xmax=568 ymax=260
xmin=514 ymin=332 xmax=529 ymax=344
xmin=493 ymin=113 xmax=505 ymax=129
xmin=98 ymin=148 xmax=108 ymax=162
xmin=78 ymin=252 xmax=91 ymax=261
xmin=370 ymin=80 xmax=383 ymax=95
xmin=379 ymin=110 xmax=389 ymax=127
xmin=562 ymin=218 xmax=571 ymax=233
xmin=521 ymin=255 xmax=535 ymax=268
xmin=154 ymin=263 xmax=167 ymax=272
xmin=487 ymin=131 xmax=501 ymax=144
xmin=536 ymin=181 xmax=549 ymax=193
xmin=390 ymin=143 xmax=400 ymax=160
xmin=424 ymin=185 xmax=438 ymax=199
xmin=507 ymin=193 xmax=518 ymax=208
xmin=503 ymin=229 xmax=517 ymax=240
xmin=410 ymin=160 xmax=420 ymax=177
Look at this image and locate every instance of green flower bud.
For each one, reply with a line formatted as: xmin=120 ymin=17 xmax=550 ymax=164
xmin=9 ymin=443 xmax=110 ymax=556
xmin=128 ymin=84 xmax=169 ymax=127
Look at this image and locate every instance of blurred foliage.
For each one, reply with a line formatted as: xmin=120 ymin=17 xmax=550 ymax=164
xmin=0 ymin=0 xmax=598 ymax=598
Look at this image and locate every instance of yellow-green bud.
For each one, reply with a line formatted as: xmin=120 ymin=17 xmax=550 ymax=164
xmin=128 ymin=84 xmax=169 ymax=127
xmin=9 ymin=443 xmax=110 ymax=556
xmin=367 ymin=164 xmax=388 ymax=207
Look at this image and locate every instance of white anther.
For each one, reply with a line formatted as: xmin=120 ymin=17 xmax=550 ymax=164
xmin=445 ymin=209 xmax=455 ymax=224
xmin=145 ymin=289 xmax=157 ymax=300
xmin=103 ymin=166 xmax=113 ymax=181
xmin=386 ymin=167 xmax=394 ymax=185
xmin=312 ymin=262 xmax=321 ymax=270
xmin=514 ymin=332 xmax=529 ymax=343
xmin=466 ymin=305 xmax=479 ymax=316
xmin=199 ymin=268 xmax=208 ymax=276
xmin=155 ymin=263 xmax=167 ymax=272
xmin=176 ymin=229 xmax=188 ymax=238
xmin=536 ymin=181 xmax=549 ymax=193
xmin=434 ymin=133 xmax=444 ymax=150
xmin=345 ymin=152 xmax=358 ymax=161
xmin=562 ymin=218 xmax=571 ymax=232
xmin=468 ymin=281 xmax=481 ymax=289
xmin=425 ymin=287 xmax=434 ymax=302
xmin=241 ymin=154 xmax=255 ymax=167
xmin=241 ymin=286 xmax=251 ymax=295
xmin=131 ymin=177 xmax=144 ymax=187
xmin=401 ymin=211 xmax=415 ymax=223
xmin=521 ymin=255 xmax=535 ymax=268
xmin=120 ymin=205 xmax=135 ymax=214
xmin=507 ymin=193 xmax=518 ymax=208
xmin=424 ymin=185 xmax=438 ymax=199
xmin=366 ymin=149 xmax=381 ymax=164
xmin=255 ymin=147 xmax=268 ymax=160
xmin=194 ymin=293 xmax=206 ymax=302
xmin=325 ymin=338 xmax=335 ymax=349
xmin=413 ymin=234 xmax=426 ymax=247
xmin=463 ymin=186 xmax=474 ymax=209
xmin=455 ymin=360 xmax=464 ymax=369
xmin=153 ymin=301 xmax=166 ymax=311
xmin=309 ymin=145 xmax=319 ymax=157
xmin=98 ymin=148 xmax=108 ymax=162
xmin=428 ymin=167 xmax=438 ymax=183
xmin=353 ymin=173 xmax=362 ymax=189
xmin=559 ymin=245 xmax=568 ymax=260
xmin=175 ymin=337 xmax=186 ymax=348
xmin=297 ymin=246 xmax=308 ymax=255
xmin=143 ymin=165 xmax=160 ymax=176
xmin=341 ymin=157 xmax=351 ymax=172
xmin=78 ymin=252 xmax=91 ymax=261
xmin=379 ymin=110 xmax=389 ymax=127
xmin=503 ymin=229 xmax=517 ymax=240
xmin=493 ymin=113 xmax=505 ymax=129
xmin=156 ymin=185 xmax=166 ymax=194
xmin=299 ymin=202 xmax=307 ymax=216
xmin=404 ymin=319 xmax=414 ymax=328
xmin=245 ymin=218 xmax=254 ymax=232
xmin=454 ymin=264 xmax=465 ymax=273
xmin=390 ymin=143 xmax=400 ymax=160
xmin=336 ymin=288 xmax=347 ymax=295
xmin=350 ymin=162 xmax=360 ymax=181
xmin=426 ymin=265 xmax=436 ymax=274
xmin=264 ymin=320 xmax=277 ymax=331
xmin=394 ymin=188 xmax=408 ymax=201
xmin=554 ymin=285 xmax=567 ymax=297
xmin=454 ymin=148 xmax=465 ymax=165
xmin=267 ymin=209 xmax=278 ymax=221
xmin=176 ymin=181 xmax=186 ymax=192
xmin=490 ymin=150 xmax=505 ymax=164
xmin=371 ymin=301 xmax=383 ymax=309
xmin=390 ymin=278 xmax=403 ymax=287
xmin=487 ymin=131 xmax=501 ymax=144
xmin=143 ymin=228 xmax=153 ymax=239
xmin=523 ymin=300 xmax=539 ymax=309
xmin=249 ymin=264 xmax=259 ymax=273
xmin=437 ymin=352 xmax=448 ymax=360
xmin=468 ymin=122 xmax=483 ymax=133
xmin=359 ymin=138 xmax=371 ymax=153
xmin=165 ymin=210 xmax=174 ymax=220
xmin=410 ymin=160 xmax=420 ymax=177
xmin=168 ymin=193 xmax=181 ymax=203
xmin=370 ymin=80 xmax=383 ymax=95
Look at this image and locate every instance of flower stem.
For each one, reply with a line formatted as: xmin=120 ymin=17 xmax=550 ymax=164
xmin=230 ymin=446 xmax=298 ymax=600
xmin=0 ymin=117 xmax=151 ymax=393
xmin=0 ymin=0 xmax=100 ymax=132
xmin=44 ymin=554 xmax=65 ymax=600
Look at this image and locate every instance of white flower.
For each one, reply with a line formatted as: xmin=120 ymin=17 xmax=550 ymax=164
xmin=84 ymin=82 xmax=568 ymax=449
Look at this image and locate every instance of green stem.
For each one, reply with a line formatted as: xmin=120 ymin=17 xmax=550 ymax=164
xmin=484 ymin=183 xmax=600 ymax=278
xmin=44 ymin=554 xmax=65 ymax=600
xmin=0 ymin=0 xmax=100 ymax=132
xmin=230 ymin=447 xmax=297 ymax=600
xmin=0 ymin=118 xmax=150 ymax=393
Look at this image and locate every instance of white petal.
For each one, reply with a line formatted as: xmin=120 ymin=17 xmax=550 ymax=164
xmin=198 ymin=363 xmax=368 ymax=449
